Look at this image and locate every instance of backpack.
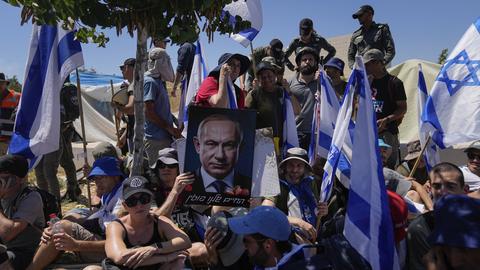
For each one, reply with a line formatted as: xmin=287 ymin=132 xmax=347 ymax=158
xmin=61 ymin=83 xmax=80 ymax=122
xmin=13 ymin=186 xmax=61 ymax=227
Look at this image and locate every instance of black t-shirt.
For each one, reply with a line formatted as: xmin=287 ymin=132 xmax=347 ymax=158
xmin=371 ymin=74 xmax=406 ymax=134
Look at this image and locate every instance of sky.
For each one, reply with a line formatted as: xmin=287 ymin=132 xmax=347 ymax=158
xmin=1 ymin=0 xmax=480 ymax=80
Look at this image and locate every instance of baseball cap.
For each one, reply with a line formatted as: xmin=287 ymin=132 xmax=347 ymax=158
xmin=429 ymin=195 xmax=480 ymax=248
xmin=386 ymin=190 xmax=408 ymax=244
xmin=279 ymin=147 xmax=312 ymax=171
xmin=269 ymin=38 xmax=283 ymax=53
xmin=324 ymin=57 xmax=345 ymax=76
xmin=207 ymin=208 xmax=248 ymax=266
xmin=464 ymin=140 xmax=480 ymax=153
xmin=120 ymin=58 xmax=136 ymax=69
xmin=255 ymin=61 xmax=277 ymax=76
xmin=352 ymin=5 xmax=374 ymax=19
xmin=363 ymin=49 xmax=384 ymax=64
xmin=228 ymin=206 xmax=291 ymax=241
xmin=122 ymin=176 xmax=153 ymax=200
xmin=88 ymin=157 xmax=124 ymax=179
xmin=0 ymin=155 xmax=28 ymax=178
xmin=378 ymin=139 xmax=391 ymax=148
xmin=152 ymin=148 xmax=179 ymax=169
xmin=0 ymin=73 xmax=9 ymax=85
xmin=92 ymin=142 xmax=119 ymax=160
xmin=404 ymin=140 xmax=422 ymax=161
xmin=299 ymin=18 xmax=313 ymax=36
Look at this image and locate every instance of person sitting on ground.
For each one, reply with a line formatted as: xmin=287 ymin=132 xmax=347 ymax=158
xmin=406 ymin=162 xmax=469 ymax=270
xmin=27 ymin=157 xmax=125 ymax=270
xmin=396 ymin=140 xmax=428 ymax=184
xmin=459 ymin=140 xmax=480 ymax=192
xmin=195 ymin=53 xmax=251 ymax=109
xmin=103 ymin=176 xmax=191 ymax=270
xmin=423 ymin=195 xmax=480 ymax=269
xmin=0 ymin=155 xmax=45 ymax=270
xmin=228 ymin=206 xmax=310 ymax=269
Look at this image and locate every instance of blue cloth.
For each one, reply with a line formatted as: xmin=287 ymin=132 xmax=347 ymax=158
xmin=281 ymin=176 xmax=318 ymax=226
xmin=88 ymin=157 xmax=123 ymax=179
xmin=144 ymin=75 xmax=173 ymax=141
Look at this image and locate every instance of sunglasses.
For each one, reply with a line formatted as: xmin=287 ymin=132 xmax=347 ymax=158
xmin=125 ymin=193 xmax=151 ymax=207
xmin=467 ymin=152 xmax=480 ymax=160
xmin=157 ymin=162 xmax=178 ymax=169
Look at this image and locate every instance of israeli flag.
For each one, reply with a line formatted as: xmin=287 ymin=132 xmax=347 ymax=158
xmin=282 ymin=90 xmax=299 ymax=157
xmin=308 ymin=92 xmax=320 ymax=165
xmin=226 ymin=78 xmax=238 ymax=109
xmin=9 ymin=24 xmax=83 ymax=167
xmin=180 ymin=41 xmax=208 ymax=136
xmin=418 ymin=64 xmax=440 ymax=171
xmin=422 ymin=18 xmax=480 ymax=148
xmin=320 ymin=68 xmax=355 ymax=202
xmin=223 ymin=0 xmax=263 ymax=47
xmin=344 ymin=56 xmax=399 ymax=270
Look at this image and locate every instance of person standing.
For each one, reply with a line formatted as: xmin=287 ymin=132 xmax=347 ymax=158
xmin=348 ymin=4 xmax=395 ymax=69
xmin=171 ymin=42 xmax=196 ymax=97
xmin=284 ymin=18 xmax=336 ymax=71
xmin=0 ymin=73 xmax=20 ymax=155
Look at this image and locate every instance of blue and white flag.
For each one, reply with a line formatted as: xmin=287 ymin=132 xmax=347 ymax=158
xmin=223 ymin=0 xmax=263 ymax=47
xmin=9 ymin=23 xmax=83 ymax=167
xmin=344 ymin=56 xmax=399 ymax=270
xmin=422 ymin=18 xmax=480 ymax=148
xmin=226 ymin=78 xmax=238 ymax=109
xmin=308 ymin=92 xmax=320 ymax=165
xmin=180 ymin=41 xmax=208 ymax=136
xmin=282 ymin=90 xmax=299 ymax=157
xmin=320 ymin=68 xmax=355 ymax=202
xmin=418 ymin=64 xmax=440 ymax=171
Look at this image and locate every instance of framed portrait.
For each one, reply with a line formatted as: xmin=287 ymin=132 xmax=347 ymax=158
xmin=183 ymin=106 xmax=256 ymax=207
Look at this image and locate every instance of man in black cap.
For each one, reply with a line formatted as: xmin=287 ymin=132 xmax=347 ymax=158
xmin=242 ymin=38 xmax=286 ymax=92
xmin=348 ymin=4 xmax=396 ymax=69
xmin=0 ymin=155 xmax=45 ymax=270
xmin=0 ymin=73 xmax=20 ymax=155
xmin=284 ymin=18 xmax=336 ymax=71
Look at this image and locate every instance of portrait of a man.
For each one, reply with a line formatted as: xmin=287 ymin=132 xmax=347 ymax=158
xmin=184 ymin=107 xmax=256 ymax=205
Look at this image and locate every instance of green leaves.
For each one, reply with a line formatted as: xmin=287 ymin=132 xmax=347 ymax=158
xmin=8 ymin=0 xmax=254 ymax=47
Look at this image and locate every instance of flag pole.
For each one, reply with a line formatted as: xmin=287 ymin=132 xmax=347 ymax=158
xmin=408 ymin=136 xmax=432 ymax=178
xmin=249 ymin=42 xmax=257 ymax=77
xmin=75 ymin=68 xmax=92 ymax=211
xmin=110 ymin=80 xmax=121 ymax=144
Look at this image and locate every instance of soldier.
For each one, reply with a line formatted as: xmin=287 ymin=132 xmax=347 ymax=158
xmin=242 ymin=38 xmax=285 ymax=92
xmin=0 ymin=73 xmax=20 ymax=155
xmin=348 ymin=5 xmax=396 ymax=69
xmin=284 ymin=18 xmax=336 ymax=71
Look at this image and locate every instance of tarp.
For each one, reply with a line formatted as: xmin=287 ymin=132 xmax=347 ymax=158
xmin=70 ymin=72 xmax=124 ymax=144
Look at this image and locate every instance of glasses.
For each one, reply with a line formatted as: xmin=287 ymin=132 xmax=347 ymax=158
xmin=125 ymin=193 xmax=151 ymax=207
xmin=467 ymin=152 xmax=480 ymax=160
xmin=157 ymin=162 xmax=178 ymax=169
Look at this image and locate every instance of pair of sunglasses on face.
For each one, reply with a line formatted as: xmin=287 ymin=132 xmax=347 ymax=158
xmin=125 ymin=192 xmax=152 ymax=207
xmin=157 ymin=162 xmax=177 ymax=169
xmin=467 ymin=152 xmax=480 ymax=161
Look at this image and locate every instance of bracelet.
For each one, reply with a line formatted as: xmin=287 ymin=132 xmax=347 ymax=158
xmin=153 ymin=241 xmax=163 ymax=250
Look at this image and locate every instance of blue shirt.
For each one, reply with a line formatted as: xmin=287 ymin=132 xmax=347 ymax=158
xmin=143 ymin=75 xmax=173 ymax=141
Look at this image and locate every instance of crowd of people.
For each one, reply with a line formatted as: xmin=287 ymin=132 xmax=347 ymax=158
xmin=0 ymin=4 xmax=479 ymax=270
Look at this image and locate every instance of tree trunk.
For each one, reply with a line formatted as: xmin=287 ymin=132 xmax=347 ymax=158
xmin=131 ymin=26 xmax=148 ymax=176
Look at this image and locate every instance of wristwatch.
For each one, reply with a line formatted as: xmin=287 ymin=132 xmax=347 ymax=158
xmin=153 ymin=242 xmax=164 ymax=250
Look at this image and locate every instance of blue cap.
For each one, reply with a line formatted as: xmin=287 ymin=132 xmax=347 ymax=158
xmin=378 ymin=139 xmax=391 ymax=148
xmin=228 ymin=206 xmax=291 ymax=241
xmin=324 ymin=57 xmax=345 ymax=76
xmin=88 ymin=157 xmax=124 ymax=179
xmin=429 ymin=195 xmax=480 ymax=249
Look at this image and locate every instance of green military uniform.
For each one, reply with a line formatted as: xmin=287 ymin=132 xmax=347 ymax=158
xmin=284 ymin=33 xmax=336 ymax=71
xmin=246 ymin=46 xmax=285 ymax=91
xmin=347 ymin=22 xmax=395 ymax=69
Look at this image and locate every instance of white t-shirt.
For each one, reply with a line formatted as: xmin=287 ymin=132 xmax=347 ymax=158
xmin=460 ymin=165 xmax=480 ymax=191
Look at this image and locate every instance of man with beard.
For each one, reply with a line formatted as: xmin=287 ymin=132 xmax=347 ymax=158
xmin=228 ymin=206 xmax=308 ymax=269
xmin=289 ymin=47 xmax=319 ymax=151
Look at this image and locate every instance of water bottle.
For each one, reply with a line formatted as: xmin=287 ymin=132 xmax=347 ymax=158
xmin=49 ymin=213 xmax=63 ymax=234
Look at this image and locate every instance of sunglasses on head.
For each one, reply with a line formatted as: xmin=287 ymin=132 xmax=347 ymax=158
xmin=157 ymin=162 xmax=178 ymax=169
xmin=467 ymin=152 xmax=480 ymax=160
xmin=125 ymin=192 xmax=151 ymax=207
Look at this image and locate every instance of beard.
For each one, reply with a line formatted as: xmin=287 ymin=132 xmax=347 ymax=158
xmin=249 ymin=245 xmax=270 ymax=266
xmin=299 ymin=64 xmax=317 ymax=75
